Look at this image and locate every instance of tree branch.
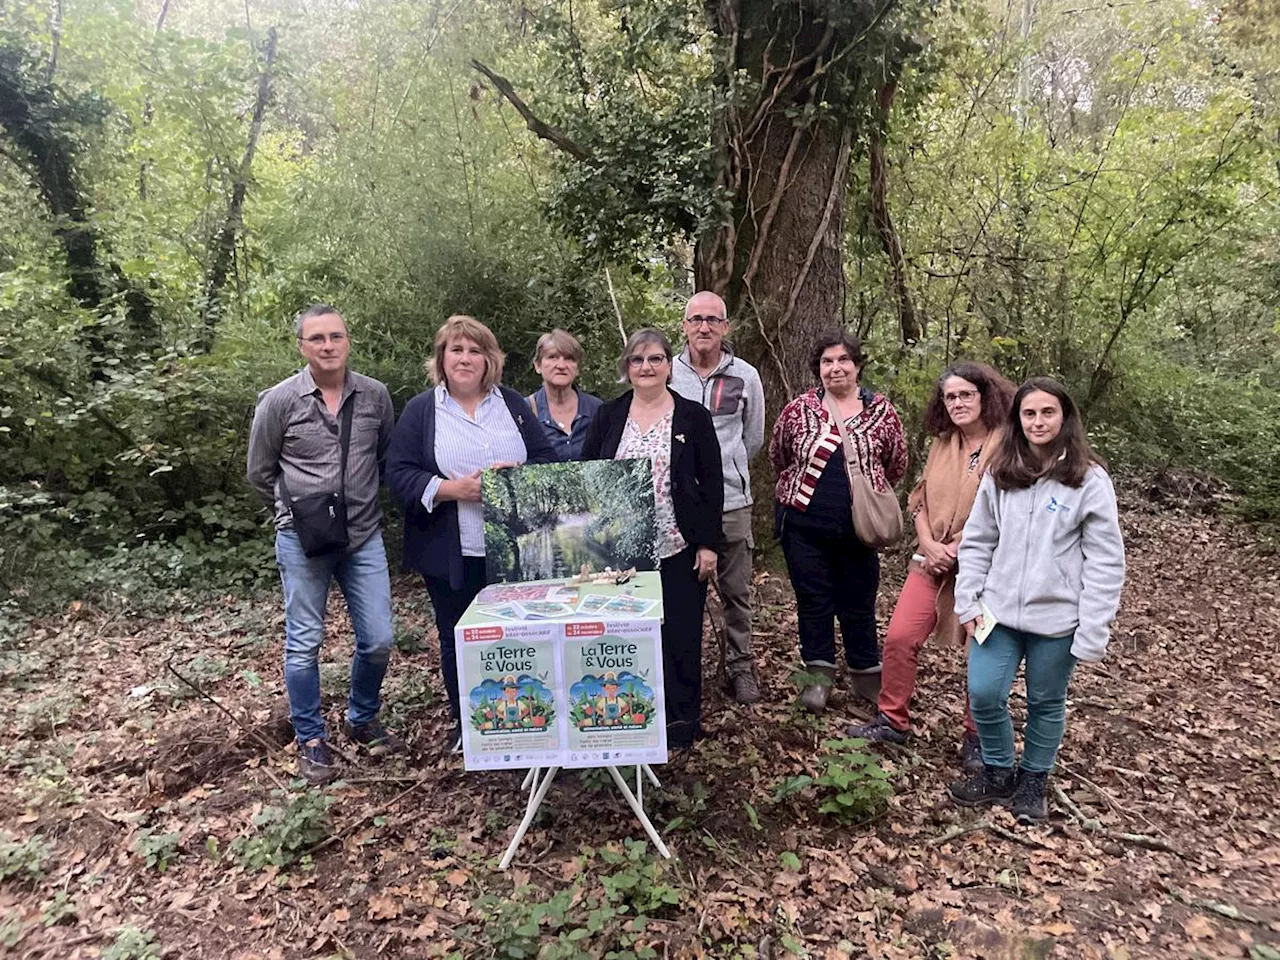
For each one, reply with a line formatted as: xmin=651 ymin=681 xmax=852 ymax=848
xmin=471 ymin=60 xmax=591 ymax=162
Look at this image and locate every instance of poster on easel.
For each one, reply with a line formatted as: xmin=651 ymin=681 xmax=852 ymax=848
xmin=458 ymin=622 xmax=563 ymax=771
xmin=455 ymin=575 xmax=668 ymax=771
xmin=562 ymin=618 xmax=666 ymax=768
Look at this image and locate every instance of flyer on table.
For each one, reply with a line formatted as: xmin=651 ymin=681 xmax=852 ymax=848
xmin=457 ymin=622 xmax=562 ymax=771
xmin=562 ymin=618 xmax=667 ymax=768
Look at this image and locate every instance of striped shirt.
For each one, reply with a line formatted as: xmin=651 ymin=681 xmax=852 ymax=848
xmin=246 ymin=366 xmax=395 ymax=549
xmin=421 ymin=384 xmax=528 ymax=556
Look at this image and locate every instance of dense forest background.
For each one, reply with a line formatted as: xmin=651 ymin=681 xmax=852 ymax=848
xmin=1 ymin=0 xmax=1277 ymax=610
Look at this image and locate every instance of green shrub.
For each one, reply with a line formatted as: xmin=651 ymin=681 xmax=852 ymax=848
xmin=229 ymin=791 xmax=333 ymax=870
xmin=0 ymin=831 xmax=49 ymax=882
xmin=102 ymin=925 xmax=161 ymax=960
xmin=772 ymin=738 xmax=895 ymax=823
xmin=131 ymin=828 xmax=181 ymax=872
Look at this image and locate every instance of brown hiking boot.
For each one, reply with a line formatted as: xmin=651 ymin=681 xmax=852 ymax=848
xmin=344 ymin=719 xmax=407 ymax=758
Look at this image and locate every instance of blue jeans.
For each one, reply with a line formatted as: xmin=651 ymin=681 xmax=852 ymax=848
xmin=968 ymin=624 xmax=1076 ymax=773
xmin=276 ymin=529 xmax=395 ymax=744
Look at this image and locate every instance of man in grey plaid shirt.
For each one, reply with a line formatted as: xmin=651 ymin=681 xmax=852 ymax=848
xmin=247 ymin=304 xmax=401 ymax=784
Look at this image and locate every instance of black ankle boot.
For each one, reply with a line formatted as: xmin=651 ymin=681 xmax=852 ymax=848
xmin=1012 ymin=770 xmax=1050 ymax=824
xmin=948 ymin=764 xmax=1016 ymax=808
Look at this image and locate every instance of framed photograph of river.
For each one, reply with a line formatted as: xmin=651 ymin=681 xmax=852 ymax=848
xmin=481 ymin=460 xmax=658 ymax=583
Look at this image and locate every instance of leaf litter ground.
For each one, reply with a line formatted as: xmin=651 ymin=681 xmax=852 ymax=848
xmin=1 ymin=496 xmax=1278 ymax=959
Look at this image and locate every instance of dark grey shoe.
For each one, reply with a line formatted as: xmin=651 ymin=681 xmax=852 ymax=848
xmin=1011 ymin=770 xmax=1050 ymax=824
xmin=959 ymin=733 xmax=983 ymax=776
xmin=728 ymin=671 xmax=761 ymax=705
xmin=797 ymin=665 xmax=835 ymax=714
xmin=344 ymin=719 xmax=407 ymax=758
xmin=298 ymin=738 xmax=337 ymax=786
xmin=948 ymin=764 xmax=1016 ymax=808
xmin=847 ymin=712 xmax=909 ymax=744
xmin=848 ymin=665 xmax=882 ymax=704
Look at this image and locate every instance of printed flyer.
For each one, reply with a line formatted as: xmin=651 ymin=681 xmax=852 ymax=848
xmin=457 ymin=621 xmax=562 ymax=771
xmin=562 ymin=618 xmax=667 ymax=768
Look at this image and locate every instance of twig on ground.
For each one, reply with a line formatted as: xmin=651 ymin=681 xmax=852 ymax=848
xmin=1172 ymin=889 xmax=1268 ymax=926
xmin=932 ymin=818 xmax=1047 ymax=849
xmin=165 ymin=657 xmax=290 ymax=792
xmin=1056 ymin=758 xmax=1165 ymax=835
xmin=308 ymin=775 xmax=432 ymax=853
xmin=1051 ymin=783 xmax=1182 ymax=855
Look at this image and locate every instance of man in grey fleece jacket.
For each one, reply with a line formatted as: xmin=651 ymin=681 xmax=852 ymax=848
xmin=670 ymin=291 xmax=766 ymax=704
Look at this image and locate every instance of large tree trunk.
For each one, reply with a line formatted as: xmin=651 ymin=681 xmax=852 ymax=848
xmin=694 ymin=0 xmax=886 ymax=419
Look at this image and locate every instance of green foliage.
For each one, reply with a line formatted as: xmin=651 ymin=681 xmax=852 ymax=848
xmin=471 ymin=843 xmax=677 ymax=958
xmin=102 ymin=925 xmax=161 ymax=960
xmin=131 ymin=828 xmax=181 ymax=873
xmin=229 ymin=791 xmax=333 ymax=870
xmin=772 ymin=739 xmax=894 ymax=824
xmin=0 ymin=832 xmax=49 ymax=883
xmin=40 ymin=891 xmax=77 ymax=927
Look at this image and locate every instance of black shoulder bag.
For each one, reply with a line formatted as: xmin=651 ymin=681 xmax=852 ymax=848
xmin=278 ymin=399 xmax=355 ymax=557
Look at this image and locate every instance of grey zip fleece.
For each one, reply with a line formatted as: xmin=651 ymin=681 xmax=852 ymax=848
xmin=954 ymin=465 xmax=1125 ymax=662
xmin=670 ymin=345 xmax=765 ymax=512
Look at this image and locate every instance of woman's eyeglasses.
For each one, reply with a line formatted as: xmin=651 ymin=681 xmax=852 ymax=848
xmin=627 ymin=354 xmax=669 ymax=368
xmin=944 ymin=389 xmax=978 ymax=405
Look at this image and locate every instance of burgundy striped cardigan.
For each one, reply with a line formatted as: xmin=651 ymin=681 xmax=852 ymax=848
xmin=769 ymin=386 xmax=908 ymax=511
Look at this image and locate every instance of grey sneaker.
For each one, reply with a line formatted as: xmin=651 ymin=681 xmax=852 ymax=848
xmin=847 ymin=712 xmax=909 ymax=743
xmin=298 ymin=738 xmax=337 ymax=786
xmin=960 ymin=733 xmax=983 ymax=775
xmin=728 ymin=671 xmax=761 ymax=705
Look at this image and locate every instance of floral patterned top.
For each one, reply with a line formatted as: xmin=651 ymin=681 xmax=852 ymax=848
xmin=616 ymin=410 xmax=687 ymax=560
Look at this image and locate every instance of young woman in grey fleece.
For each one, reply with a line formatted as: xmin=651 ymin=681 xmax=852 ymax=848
xmin=949 ymin=377 xmax=1126 ymax=823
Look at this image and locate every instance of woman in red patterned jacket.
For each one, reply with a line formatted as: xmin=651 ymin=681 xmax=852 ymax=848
xmin=770 ymin=330 xmax=908 ymax=715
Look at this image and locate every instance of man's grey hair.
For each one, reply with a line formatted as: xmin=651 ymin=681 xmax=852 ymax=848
xmin=295 ymin=303 xmax=343 ymax=337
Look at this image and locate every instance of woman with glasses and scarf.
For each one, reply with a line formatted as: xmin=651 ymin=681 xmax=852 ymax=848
xmin=849 ymin=363 xmax=1015 ymax=774
xmin=581 ymin=328 xmax=723 ymax=750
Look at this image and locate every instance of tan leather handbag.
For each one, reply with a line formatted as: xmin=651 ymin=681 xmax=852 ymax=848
xmin=823 ymin=391 xmax=904 ymax=549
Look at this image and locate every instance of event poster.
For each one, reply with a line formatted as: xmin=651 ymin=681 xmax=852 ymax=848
xmin=455 ymin=613 xmax=666 ymax=771
xmin=458 ymin=622 xmax=563 ymax=770
xmin=562 ymin=618 xmax=666 ymax=767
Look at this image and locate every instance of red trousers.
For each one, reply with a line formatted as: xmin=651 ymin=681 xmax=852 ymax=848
xmin=878 ymin=568 xmax=976 ymax=735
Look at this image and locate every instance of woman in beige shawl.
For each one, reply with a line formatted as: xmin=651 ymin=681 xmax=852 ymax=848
xmin=849 ymin=363 xmax=1015 ymax=772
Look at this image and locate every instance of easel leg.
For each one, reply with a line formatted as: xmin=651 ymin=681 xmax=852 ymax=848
xmin=606 ymin=765 xmax=671 ymax=859
xmin=499 ymin=766 xmax=560 ymax=870
xmin=641 ymin=764 xmax=661 ymax=789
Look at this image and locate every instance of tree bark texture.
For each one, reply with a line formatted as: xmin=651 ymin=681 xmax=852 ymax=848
xmin=696 ymin=0 xmax=860 ymax=418
xmin=200 ymin=27 xmax=278 ymax=353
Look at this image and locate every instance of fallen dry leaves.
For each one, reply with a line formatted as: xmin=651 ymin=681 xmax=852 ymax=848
xmin=1 ymin=491 xmax=1278 ymax=958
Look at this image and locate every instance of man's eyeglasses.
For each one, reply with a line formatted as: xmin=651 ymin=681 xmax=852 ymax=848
xmin=684 ymin=315 xmax=725 ymax=327
xmin=627 ymin=353 xmax=669 ymax=368
xmin=300 ymin=332 xmax=347 ymax=346
xmin=944 ymin=389 xmax=979 ymax=405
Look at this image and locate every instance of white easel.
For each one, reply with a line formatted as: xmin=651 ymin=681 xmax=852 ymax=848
xmin=499 ymin=762 xmax=670 ymax=870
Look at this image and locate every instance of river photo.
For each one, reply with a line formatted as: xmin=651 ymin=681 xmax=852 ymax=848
xmin=481 ymin=460 xmax=658 ymax=584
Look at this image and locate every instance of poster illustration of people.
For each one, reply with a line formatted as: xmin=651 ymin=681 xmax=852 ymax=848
xmin=563 ymin=619 xmax=666 ymax=766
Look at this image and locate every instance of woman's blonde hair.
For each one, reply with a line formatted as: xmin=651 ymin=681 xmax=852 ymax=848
xmin=430 ymin=315 xmax=505 ymax=392
xmin=533 ymin=328 xmax=584 ymax=366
